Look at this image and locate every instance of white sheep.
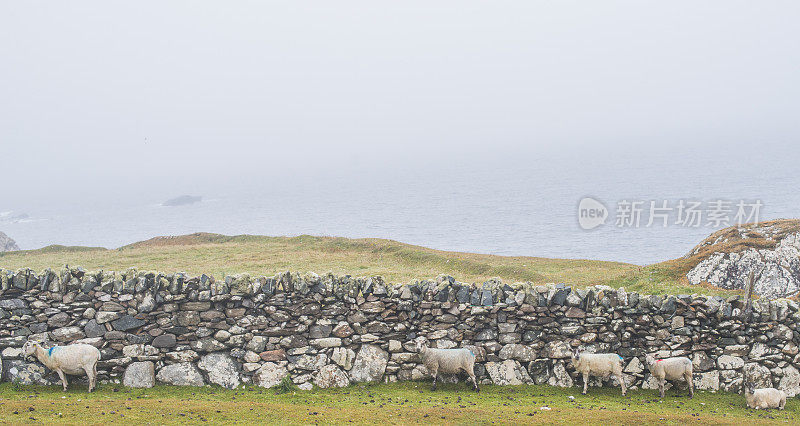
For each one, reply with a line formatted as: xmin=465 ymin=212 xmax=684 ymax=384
xmin=645 ymin=354 xmax=693 ymax=398
xmin=22 ymin=340 xmax=101 ymax=392
xmin=744 ymin=382 xmax=786 ymax=410
xmin=416 ymin=341 xmax=479 ymax=392
xmin=570 ymin=348 xmax=627 ymax=396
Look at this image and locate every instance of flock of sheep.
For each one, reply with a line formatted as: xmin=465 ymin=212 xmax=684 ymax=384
xmin=19 ymin=339 xmax=788 ymax=410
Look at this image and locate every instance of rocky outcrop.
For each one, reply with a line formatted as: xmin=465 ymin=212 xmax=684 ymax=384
xmin=686 ymin=221 xmax=800 ymax=299
xmin=2 ymin=267 xmax=800 ymax=396
xmin=0 ymin=231 xmax=19 ymax=252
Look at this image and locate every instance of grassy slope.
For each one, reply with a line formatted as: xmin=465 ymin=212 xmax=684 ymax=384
xmin=0 ymin=382 xmax=796 ymax=425
xmin=0 ymin=233 xmax=738 ymax=295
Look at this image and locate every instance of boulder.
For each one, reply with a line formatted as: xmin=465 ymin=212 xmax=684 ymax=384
xmin=779 ymin=365 xmax=800 ymax=397
xmin=314 ymin=364 xmax=350 ymax=388
xmin=716 ymin=355 xmax=744 ymax=370
xmin=349 ymin=344 xmax=388 ymax=382
xmin=744 ymin=363 xmax=772 ymax=389
xmin=331 ymin=347 xmax=356 ymax=370
xmin=486 ymin=360 xmax=532 ymax=385
xmin=197 ymin=353 xmax=240 ymax=389
xmin=123 ymin=361 xmax=155 ymax=388
xmin=152 ymin=333 xmax=177 ymax=348
xmin=3 ymin=360 xmax=56 ymax=385
xmin=498 ymin=344 xmax=536 ymax=362
xmin=253 ymin=363 xmax=289 ymax=388
xmin=156 ymin=363 xmax=205 ymax=386
xmin=547 ymin=361 xmax=573 ymax=388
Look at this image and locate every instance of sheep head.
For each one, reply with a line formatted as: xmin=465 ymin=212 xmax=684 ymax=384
xmin=744 ymin=381 xmax=755 ymax=395
xmin=21 ymin=340 xmax=40 ymax=359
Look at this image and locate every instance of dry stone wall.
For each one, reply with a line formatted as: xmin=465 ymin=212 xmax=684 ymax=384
xmin=1 ymin=267 xmax=800 ymax=396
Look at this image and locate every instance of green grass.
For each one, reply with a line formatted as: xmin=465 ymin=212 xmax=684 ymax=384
xmin=0 ymin=232 xmax=742 ymax=296
xmin=0 ymin=382 xmax=796 ymax=425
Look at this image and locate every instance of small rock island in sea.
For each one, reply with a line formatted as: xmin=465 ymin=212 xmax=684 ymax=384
xmin=162 ymin=195 xmax=202 ymax=207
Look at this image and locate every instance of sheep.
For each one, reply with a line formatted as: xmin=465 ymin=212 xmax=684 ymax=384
xmin=22 ymin=340 xmax=101 ymax=392
xmin=744 ymin=382 xmax=786 ymax=410
xmin=570 ymin=348 xmax=626 ymax=396
xmin=645 ymin=354 xmax=693 ymax=398
xmin=416 ymin=341 xmax=479 ymax=392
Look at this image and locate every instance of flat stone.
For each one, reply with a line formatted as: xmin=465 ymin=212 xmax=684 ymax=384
xmin=112 ymin=315 xmax=146 ymax=332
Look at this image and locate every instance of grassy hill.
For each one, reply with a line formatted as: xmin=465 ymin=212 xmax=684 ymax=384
xmin=0 ymin=231 xmax=741 ymax=296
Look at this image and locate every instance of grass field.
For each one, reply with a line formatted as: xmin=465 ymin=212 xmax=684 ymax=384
xmin=0 ymin=382 xmax=796 ymax=425
xmin=0 ymin=233 xmax=740 ymax=296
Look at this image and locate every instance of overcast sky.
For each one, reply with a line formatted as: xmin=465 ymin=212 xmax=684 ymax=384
xmin=2 ymin=1 xmax=799 ymax=205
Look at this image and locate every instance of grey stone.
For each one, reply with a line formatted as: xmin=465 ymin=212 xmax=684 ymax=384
xmin=253 ymin=362 xmax=288 ymax=388
xmin=123 ymin=361 xmax=155 ymax=388
xmin=112 ymin=315 xmax=146 ymax=331
xmin=349 ymin=344 xmax=388 ymax=382
xmin=152 ymin=333 xmax=177 ymax=348
xmin=84 ymin=319 xmax=105 ymax=338
xmin=198 ymin=353 xmax=241 ymax=389
xmin=314 ymin=364 xmax=350 ymax=388
xmin=156 ymin=362 xmax=205 ymax=386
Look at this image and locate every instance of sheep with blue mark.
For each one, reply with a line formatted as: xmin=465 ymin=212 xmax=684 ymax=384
xmin=22 ymin=340 xmax=101 ymax=392
xmin=570 ymin=348 xmax=627 ymax=396
xmin=415 ymin=339 xmax=479 ymax=392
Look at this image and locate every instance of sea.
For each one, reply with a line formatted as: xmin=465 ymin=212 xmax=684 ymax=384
xmin=2 ymin=147 xmax=797 ymax=265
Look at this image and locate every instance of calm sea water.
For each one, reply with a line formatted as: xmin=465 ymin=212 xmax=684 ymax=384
xmin=2 ymin=149 xmax=797 ymax=265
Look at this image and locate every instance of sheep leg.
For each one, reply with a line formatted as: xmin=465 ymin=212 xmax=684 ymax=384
xmin=430 ymin=366 xmax=438 ymax=391
xmin=658 ymin=378 xmax=665 ymax=399
xmin=617 ymin=372 xmax=627 ymax=396
xmin=84 ymin=365 xmax=95 ymax=392
xmin=685 ymin=372 xmax=693 ymax=398
xmin=56 ymin=370 xmax=68 ymax=392
xmin=466 ymin=364 xmax=479 ymax=392
xmin=582 ymin=373 xmax=589 ymax=395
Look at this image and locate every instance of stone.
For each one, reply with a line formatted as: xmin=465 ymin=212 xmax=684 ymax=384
xmin=314 ymin=364 xmax=350 ymax=388
xmin=152 ymin=333 xmax=177 ymax=348
xmin=331 ymin=347 xmax=356 ymax=370
xmin=4 ymin=360 xmax=56 ymax=385
xmin=191 ymin=338 xmax=227 ymax=352
xmin=95 ymin=311 xmax=120 ymax=324
xmin=47 ymin=312 xmax=70 ymax=328
xmin=253 ymin=363 xmax=289 ymax=388
xmin=122 ymin=344 xmax=159 ymax=358
xmin=332 ymin=323 xmax=354 ymax=338
xmin=111 ymin=315 xmax=146 ymax=331
xmin=686 ymin=229 xmax=800 ymax=298
xmin=743 ymin=363 xmax=772 ymax=389
xmin=166 ymin=350 xmax=200 ymax=363
xmin=123 ymin=361 xmax=155 ymax=388
xmin=779 ymin=365 xmax=800 ymax=397
xmin=349 ymin=344 xmax=389 ymax=382
xmin=547 ymin=361 xmax=573 ymax=387
xmin=694 ymin=370 xmax=719 ymax=391
xmin=486 ymin=360 xmax=532 ymax=385
xmin=544 ymin=341 xmax=572 ymax=359
xmin=716 ymin=355 xmax=744 ymax=370
xmin=52 ymin=326 xmax=85 ymax=342
xmin=692 ymin=351 xmax=714 ymax=371
xmin=176 ymin=311 xmax=200 ymax=327
xmin=247 ymin=336 xmax=268 ymax=353
xmin=156 ymin=363 xmax=205 ymax=386
xmin=198 ymin=353 xmax=241 ymax=389
xmin=624 ymin=357 xmax=644 ymax=375
xmin=292 ymin=354 xmax=327 ymax=371
xmin=311 ymin=338 xmax=342 ymax=348
xmin=260 ymin=349 xmax=287 ymax=362
xmin=298 ymin=382 xmax=313 ymax=391
xmin=139 ymin=293 xmax=156 ymax=313
xmin=84 ymin=319 xmax=105 ymax=338
xmin=498 ymin=344 xmax=536 ymax=362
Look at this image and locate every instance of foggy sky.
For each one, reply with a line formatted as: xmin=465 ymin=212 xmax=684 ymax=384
xmin=2 ymin=1 xmax=800 ymax=205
